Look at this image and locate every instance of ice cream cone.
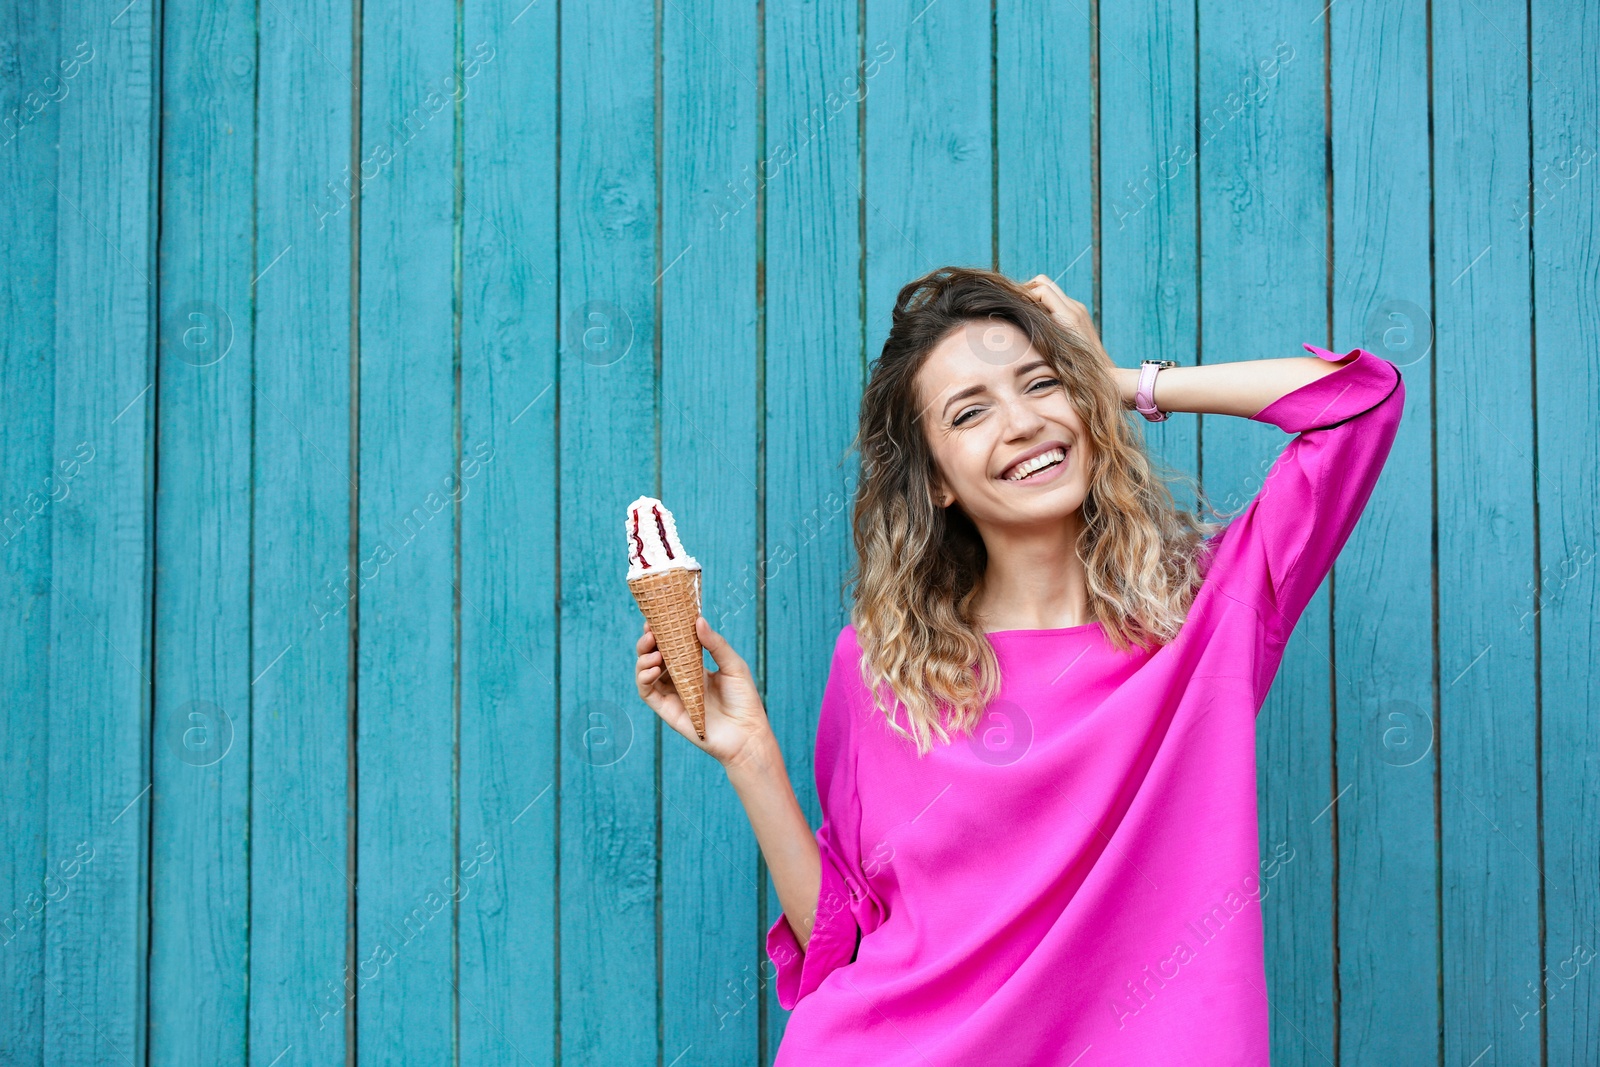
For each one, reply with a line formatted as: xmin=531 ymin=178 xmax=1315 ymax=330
xmin=628 ymin=565 xmax=707 ymax=740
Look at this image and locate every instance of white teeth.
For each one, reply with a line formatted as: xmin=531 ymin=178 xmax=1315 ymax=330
xmin=1003 ymin=447 xmax=1067 ymax=481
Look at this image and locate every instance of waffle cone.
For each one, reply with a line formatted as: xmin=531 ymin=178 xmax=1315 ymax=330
xmin=627 ymin=566 xmax=707 ymax=740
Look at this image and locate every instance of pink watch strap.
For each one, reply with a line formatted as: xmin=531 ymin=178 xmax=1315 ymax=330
xmin=1135 ymin=361 xmax=1172 ymax=421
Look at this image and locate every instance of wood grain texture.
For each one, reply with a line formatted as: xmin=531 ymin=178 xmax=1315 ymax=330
xmin=1096 ymin=0 xmax=1201 ymax=541
xmin=760 ymin=0 xmax=866 ymax=1058
xmin=458 ymin=2 xmax=558 ymax=1065
xmin=1531 ymin=2 xmax=1600 ymax=1059
xmin=997 ymin=0 xmax=1093 ymax=307
xmin=1432 ymin=0 xmax=1542 ymax=1062
xmin=249 ymin=0 xmax=355 ymax=1062
xmin=1194 ymin=3 xmax=1333 ymax=1062
xmin=149 ymin=0 xmax=255 ymax=1061
xmin=660 ymin=0 xmax=762 ymax=1062
xmin=558 ymin=0 xmax=658 ymax=1063
xmin=1328 ymin=2 xmax=1438 ymax=1063
xmin=864 ymin=0 xmax=992 ymax=358
xmin=4 ymin=1 xmax=1599 ymax=1063
xmin=43 ymin=0 xmax=158 ymax=1062
xmin=356 ymin=0 xmax=460 ymax=1061
xmin=0 ymin=0 xmax=60 ymax=1059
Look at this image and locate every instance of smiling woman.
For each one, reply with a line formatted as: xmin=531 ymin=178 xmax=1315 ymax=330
xmin=849 ymin=266 xmax=1227 ymax=755
xmin=751 ymin=263 xmax=1406 ymax=1066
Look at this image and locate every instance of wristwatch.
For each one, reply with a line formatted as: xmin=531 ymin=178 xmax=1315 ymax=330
xmin=1135 ymin=360 xmax=1177 ymax=422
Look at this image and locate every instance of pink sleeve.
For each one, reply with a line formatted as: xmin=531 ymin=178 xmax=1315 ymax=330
xmin=1207 ymin=344 xmax=1406 ymax=706
xmin=765 ymin=628 xmax=885 ymax=1011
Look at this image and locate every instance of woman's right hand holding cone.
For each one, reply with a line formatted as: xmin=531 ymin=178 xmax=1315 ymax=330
xmin=636 ymin=615 xmax=777 ymax=771
xmin=637 ymin=615 xmax=822 ymax=955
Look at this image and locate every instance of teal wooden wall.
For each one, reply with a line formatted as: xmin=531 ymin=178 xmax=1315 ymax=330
xmin=3 ymin=0 xmax=1596 ymax=1064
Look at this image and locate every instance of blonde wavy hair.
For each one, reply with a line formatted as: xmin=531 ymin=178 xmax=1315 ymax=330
xmin=845 ymin=266 xmax=1227 ymax=756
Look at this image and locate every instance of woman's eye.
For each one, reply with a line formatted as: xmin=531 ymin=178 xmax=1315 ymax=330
xmin=953 ymin=379 xmax=1058 ymax=426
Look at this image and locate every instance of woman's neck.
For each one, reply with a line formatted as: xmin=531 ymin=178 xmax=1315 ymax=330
xmin=970 ymin=521 xmax=1091 ymax=632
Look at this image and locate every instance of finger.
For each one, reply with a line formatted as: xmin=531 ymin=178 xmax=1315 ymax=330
xmin=637 ymin=664 xmax=666 ymax=707
xmin=695 ymin=615 xmax=748 ymax=677
xmin=639 ymin=669 xmax=707 ymax=746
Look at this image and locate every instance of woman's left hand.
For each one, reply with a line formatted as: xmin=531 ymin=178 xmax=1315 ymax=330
xmin=1022 ymin=274 xmax=1115 ymax=375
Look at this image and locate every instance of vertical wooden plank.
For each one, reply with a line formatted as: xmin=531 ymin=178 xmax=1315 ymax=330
xmin=864 ymin=0 xmax=992 ymax=358
xmin=1432 ymin=0 xmax=1542 ymax=1061
xmin=0 ymin=0 xmax=60 ymax=1058
xmin=1194 ymin=2 xmax=1330 ymax=1061
xmin=1096 ymin=0 xmax=1198 ymax=497
xmin=659 ymin=0 xmax=760 ymax=1063
xmin=761 ymin=0 xmax=867 ymax=1057
xmin=1327 ymin=2 xmax=1437 ymax=1063
xmin=1530 ymin=0 xmax=1600 ymax=1058
xmin=250 ymin=0 xmax=355 ymax=1061
xmin=457 ymin=3 xmax=558 ymax=1064
xmin=997 ymin=0 xmax=1092 ymax=302
xmin=148 ymin=1 xmax=254 ymax=1061
xmin=558 ymin=0 xmax=658 ymax=1059
xmin=357 ymin=0 xmax=460 ymax=1062
xmin=44 ymin=0 xmax=159 ymax=1062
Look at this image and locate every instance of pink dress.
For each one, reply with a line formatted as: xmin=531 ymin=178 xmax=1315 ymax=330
xmin=766 ymin=344 xmax=1405 ymax=1065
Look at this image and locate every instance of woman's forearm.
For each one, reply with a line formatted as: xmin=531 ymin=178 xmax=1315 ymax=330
xmin=723 ymin=733 xmax=824 ymax=952
xmin=1112 ymin=355 xmax=1351 ymax=419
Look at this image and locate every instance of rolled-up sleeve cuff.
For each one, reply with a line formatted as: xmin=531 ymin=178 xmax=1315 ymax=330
xmin=1249 ymin=344 xmax=1402 ymax=434
xmin=765 ymin=850 xmax=860 ymax=1012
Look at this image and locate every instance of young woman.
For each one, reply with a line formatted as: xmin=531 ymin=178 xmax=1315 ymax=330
xmin=634 ymin=266 xmax=1405 ymax=1064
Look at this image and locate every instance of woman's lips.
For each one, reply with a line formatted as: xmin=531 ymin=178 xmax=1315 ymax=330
xmin=999 ymin=445 xmax=1070 ymax=485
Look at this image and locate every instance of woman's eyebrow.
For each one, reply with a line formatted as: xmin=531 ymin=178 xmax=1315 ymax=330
xmin=940 ymin=359 xmax=1052 ymax=418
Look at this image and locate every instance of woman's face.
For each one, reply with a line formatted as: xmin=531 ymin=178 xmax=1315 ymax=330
xmin=913 ymin=319 xmax=1095 ymax=530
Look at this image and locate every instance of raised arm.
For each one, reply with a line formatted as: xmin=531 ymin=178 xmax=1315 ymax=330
xmin=1183 ymin=345 xmax=1407 ymax=705
xmin=1110 ymin=351 xmax=1357 ymax=418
